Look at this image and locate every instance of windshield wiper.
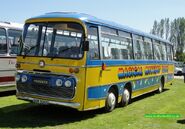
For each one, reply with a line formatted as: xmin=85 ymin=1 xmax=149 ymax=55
xmin=50 ymin=47 xmax=77 ymax=60
xmin=23 ymin=44 xmax=39 ymax=58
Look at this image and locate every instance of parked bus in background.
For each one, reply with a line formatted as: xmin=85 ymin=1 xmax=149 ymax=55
xmin=0 ymin=21 xmax=23 ymax=92
xmin=16 ymin=12 xmax=174 ymax=112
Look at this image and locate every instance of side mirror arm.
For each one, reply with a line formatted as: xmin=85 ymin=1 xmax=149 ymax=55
xmin=82 ymin=41 xmax=89 ymax=51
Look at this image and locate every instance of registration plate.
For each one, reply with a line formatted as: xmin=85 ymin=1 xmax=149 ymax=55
xmin=32 ymin=98 xmax=49 ymax=105
xmin=32 ymin=79 xmax=49 ymax=85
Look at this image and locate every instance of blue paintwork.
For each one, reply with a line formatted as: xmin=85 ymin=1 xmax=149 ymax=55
xmin=88 ymin=82 xmax=125 ymax=99
xmin=88 ymin=74 xmax=173 ymax=100
xmin=86 ymin=59 xmax=174 ymax=67
xmin=131 ymin=76 xmax=160 ymax=91
xmin=17 ymin=73 xmax=76 ymax=88
xmin=27 ymin=12 xmax=172 ymax=45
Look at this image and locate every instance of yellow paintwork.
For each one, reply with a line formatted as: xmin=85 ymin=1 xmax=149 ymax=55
xmin=16 ymin=17 xmax=175 ymax=111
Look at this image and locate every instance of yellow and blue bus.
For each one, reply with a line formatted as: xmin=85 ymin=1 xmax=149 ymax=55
xmin=16 ymin=12 xmax=174 ymax=111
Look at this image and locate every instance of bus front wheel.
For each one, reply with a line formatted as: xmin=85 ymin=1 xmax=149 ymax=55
xmin=120 ymin=88 xmax=131 ymax=107
xmin=105 ymin=89 xmax=116 ymax=112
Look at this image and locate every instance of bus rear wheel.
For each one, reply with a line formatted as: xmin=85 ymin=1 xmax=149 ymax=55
xmin=105 ymin=89 xmax=116 ymax=112
xmin=120 ymin=88 xmax=131 ymax=107
xmin=158 ymin=79 xmax=164 ymax=93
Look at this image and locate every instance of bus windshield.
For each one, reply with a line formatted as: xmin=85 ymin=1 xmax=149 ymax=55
xmin=22 ymin=22 xmax=84 ymax=59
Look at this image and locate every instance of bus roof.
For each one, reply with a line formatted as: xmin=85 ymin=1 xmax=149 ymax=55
xmin=0 ymin=21 xmax=23 ymax=30
xmin=27 ymin=12 xmax=172 ymax=45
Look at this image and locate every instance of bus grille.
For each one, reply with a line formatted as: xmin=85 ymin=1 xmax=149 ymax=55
xmin=17 ymin=83 xmax=75 ymax=99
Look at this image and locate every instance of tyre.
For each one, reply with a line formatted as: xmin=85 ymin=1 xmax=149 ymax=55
xmin=158 ymin=79 xmax=164 ymax=93
xmin=105 ymin=89 xmax=116 ymax=112
xmin=120 ymin=88 xmax=131 ymax=107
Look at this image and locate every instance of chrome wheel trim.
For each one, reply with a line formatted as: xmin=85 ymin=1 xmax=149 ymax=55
xmin=159 ymin=82 xmax=163 ymax=93
xmin=107 ymin=92 xmax=116 ymax=109
xmin=123 ymin=89 xmax=130 ymax=103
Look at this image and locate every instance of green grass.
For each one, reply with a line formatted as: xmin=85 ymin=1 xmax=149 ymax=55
xmin=0 ymin=79 xmax=185 ymax=129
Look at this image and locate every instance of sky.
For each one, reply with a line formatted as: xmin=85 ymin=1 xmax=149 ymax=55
xmin=1 ymin=0 xmax=185 ymax=33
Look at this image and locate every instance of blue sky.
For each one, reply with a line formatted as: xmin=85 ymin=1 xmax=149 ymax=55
xmin=1 ymin=0 xmax=185 ymax=32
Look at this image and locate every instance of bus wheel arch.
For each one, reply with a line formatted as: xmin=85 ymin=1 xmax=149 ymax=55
xmin=105 ymin=85 xmax=118 ymax=112
xmin=120 ymin=82 xmax=132 ymax=107
xmin=158 ymin=76 xmax=165 ymax=93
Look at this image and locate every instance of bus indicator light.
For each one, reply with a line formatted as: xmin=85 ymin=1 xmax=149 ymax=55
xmin=69 ymin=68 xmax=74 ymax=73
xmin=102 ymin=63 xmax=106 ymax=70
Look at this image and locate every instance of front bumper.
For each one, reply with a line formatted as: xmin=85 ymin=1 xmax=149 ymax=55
xmin=16 ymin=93 xmax=80 ymax=109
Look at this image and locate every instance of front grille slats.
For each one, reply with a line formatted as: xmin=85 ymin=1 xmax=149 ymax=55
xmin=17 ymin=83 xmax=75 ymax=99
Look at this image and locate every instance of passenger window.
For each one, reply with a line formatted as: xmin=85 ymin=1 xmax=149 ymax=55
xmin=161 ymin=42 xmax=167 ymax=60
xmin=119 ymin=31 xmax=133 ymax=59
xmin=166 ymin=45 xmax=173 ymax=61
xmin=143 ymin=38 xmax=153 ymax=60
xmin=101 ymin=27 xmax=133 ymax=60
xmin=0 ymin=28 xmax=7 ymax=54
xmin=87 ymin=26 xmax=100 ymax=60
xmin=133 ymin=35 xmax=144 ymax=60
xmin=8 ymin=29 xmax=22 ymax=55
xmin=153 ymin=40 xmax=162 ymax=60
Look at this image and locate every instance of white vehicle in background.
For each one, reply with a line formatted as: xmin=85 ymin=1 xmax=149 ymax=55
xmin=174 ymin=61 xmax=184 ymax=76
xmin=0 ymin=21 xmax=23 ymax=92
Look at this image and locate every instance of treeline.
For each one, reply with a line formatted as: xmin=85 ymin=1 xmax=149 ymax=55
xmin=150 ymin=18 xmax=185 ymax=61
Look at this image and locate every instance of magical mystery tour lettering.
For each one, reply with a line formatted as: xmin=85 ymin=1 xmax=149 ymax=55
xmin=118 ymin=66 xmax=143 ymax=79
xmin=118 ymin=65 xmax=162 ymax=79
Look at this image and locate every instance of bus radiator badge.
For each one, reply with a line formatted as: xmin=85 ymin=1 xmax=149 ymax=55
xmin=39 ymin=60 xmax=45 ymax=68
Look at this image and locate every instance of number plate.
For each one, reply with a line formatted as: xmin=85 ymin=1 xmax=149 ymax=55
xmin=32 ymin=79 xmax=49 ymax=85
xmin=32 ymin=99 xmax=49 ymax=105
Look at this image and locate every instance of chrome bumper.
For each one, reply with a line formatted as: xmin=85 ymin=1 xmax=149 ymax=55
xmin=17 ymin=95 xmax=80 ymax=108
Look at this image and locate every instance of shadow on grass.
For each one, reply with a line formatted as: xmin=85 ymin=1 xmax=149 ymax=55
xmin=0 ymin=103 xmax=104 ymax=128
xmin=0 ymin=90 xmax=16 ymax=97
xmin=131 ymin=88 xmax=169 ymax=103
xmin=177 ymin=119 xmax=185 ymax=124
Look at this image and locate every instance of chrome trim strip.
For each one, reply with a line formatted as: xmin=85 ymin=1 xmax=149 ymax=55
xmin=18 ymin=61 xmax=86 ymax=68
xmin=132 ymin=88 xmax=158 ymax=99
xmin=18 ymin=96 xmax=80 ymax=108
xmin=84 ymin=106 xmax=100 ymax=111
xmin=17 ymin=70 xmax=77 ymax=78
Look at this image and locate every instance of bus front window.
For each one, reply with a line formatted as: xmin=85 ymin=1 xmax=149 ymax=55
xmin=22 ymin=23 xmax=84 ymax=59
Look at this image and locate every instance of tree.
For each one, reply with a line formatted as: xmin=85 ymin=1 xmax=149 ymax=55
xmin=151 ymin=17 xmax=185 ymax=61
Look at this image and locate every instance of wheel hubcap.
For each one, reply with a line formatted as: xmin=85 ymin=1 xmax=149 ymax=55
xmin=124 ymin=89 xmax=130 ymax=102
xmin=159 ymin=83 xmax=162 ymax=92
xmin=108 ymin=93 xmax=116 ymax=107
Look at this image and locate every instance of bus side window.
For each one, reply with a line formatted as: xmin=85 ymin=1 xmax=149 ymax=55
xmin=8 ymin=29 xmax=22 ymax=55
xmin=143 ymin=37 xmax=153 ymax=60
xmin=161 ymin=42 xmax=167 ymax=60
xmin=153 ymin=40 xmax=163 ymax=60
xmin=87 ymin=26 xmax=100 ymax=60
xmin=0 ymin=28 xmax=7 ymax=54
xmin=166 ymin=45 xmax=173 ymax=61
xmin=133 ymin=35 xmax=144 ymax=60
xmin=119 ymin=31 xmax=133 ymax=59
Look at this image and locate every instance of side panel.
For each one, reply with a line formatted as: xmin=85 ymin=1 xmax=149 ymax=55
xmin=0 ymin=57 xmax=16 ymax=91
xmin=84 ymin=60 xmax=174 ymax=110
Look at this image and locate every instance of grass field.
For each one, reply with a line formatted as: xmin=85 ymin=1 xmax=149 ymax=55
xmin=0 ymin=79 xmax=185 ymax=129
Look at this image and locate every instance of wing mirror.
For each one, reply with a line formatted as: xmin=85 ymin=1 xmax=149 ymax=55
xmin=82 ymin=41 xmax=89 ymax=51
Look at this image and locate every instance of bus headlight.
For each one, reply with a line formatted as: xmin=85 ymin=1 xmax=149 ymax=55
xmin=16 ymin=74 xmax=20 ymax=82
xmin=64 ymin=80 xmax=72 ymax=87
xmin=56 ymin=79 xmax=63 ymax=87
xmin=21 ymin=75 xmax=28 ymax=83
xmin=64 ymin=78 xmax=76 ymax=88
